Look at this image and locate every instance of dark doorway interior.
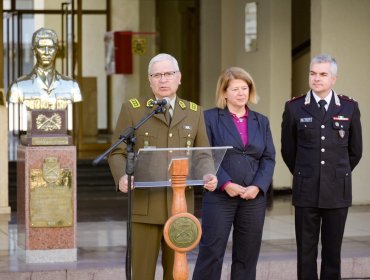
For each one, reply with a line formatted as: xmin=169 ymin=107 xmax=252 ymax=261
xmin=156 ymin=0 xmax=200 ymax=104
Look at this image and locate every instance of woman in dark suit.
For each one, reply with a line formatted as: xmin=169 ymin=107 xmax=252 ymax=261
xmin=193 ymin=67 xmax=275 ymax=280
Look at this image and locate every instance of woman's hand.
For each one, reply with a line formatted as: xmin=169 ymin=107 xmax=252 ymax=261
xmin=240 ymin=185 xmax=260 ymax=200
xmin=224 ymin=183 xmax=245 ymax=197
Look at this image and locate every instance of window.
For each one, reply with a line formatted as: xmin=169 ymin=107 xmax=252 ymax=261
xmin=245 ymin=2 xmax=257 ymax=52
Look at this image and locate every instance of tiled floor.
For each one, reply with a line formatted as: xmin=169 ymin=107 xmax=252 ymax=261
xmin=1 ymin=193 xmax=370 ymax=279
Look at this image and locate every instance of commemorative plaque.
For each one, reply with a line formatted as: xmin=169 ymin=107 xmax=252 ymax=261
xmin=29 ymin=157 xmax=73 ymax=228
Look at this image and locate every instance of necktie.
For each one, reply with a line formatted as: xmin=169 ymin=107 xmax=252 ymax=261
xmin=165 ymin=104 xmax=172 ymax=125
xmin=318 ymin=99 xmax=327 ymax=118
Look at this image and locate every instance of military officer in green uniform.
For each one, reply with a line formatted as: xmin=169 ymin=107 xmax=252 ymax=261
xmin=108 ymin=53 xmax=217 ymax=280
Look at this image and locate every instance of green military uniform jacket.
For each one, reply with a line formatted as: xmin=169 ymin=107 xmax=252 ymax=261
xmin=108 ymin=96 xmax=212 ymax=224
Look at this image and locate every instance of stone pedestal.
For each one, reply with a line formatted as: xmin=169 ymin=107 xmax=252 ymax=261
xmin=20 ymin=109 xmax=72 ymax=146
xmin=17 ymin=145 xmax=77 ymax=263
xmin=0 ymin=214 xmax=11 ymax=255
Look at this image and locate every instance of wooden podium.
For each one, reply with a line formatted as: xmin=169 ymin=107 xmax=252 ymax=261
xmin=164 ymin=158 xmax=201 ymax=280
xmin=134 ymin=147 xmax=230 ymax=279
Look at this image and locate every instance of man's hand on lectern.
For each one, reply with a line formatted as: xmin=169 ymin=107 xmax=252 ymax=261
xmin=118 ymin=174 xmax=134 ymax=193
xmin=203 ymin=174 xmax=217 ymax=192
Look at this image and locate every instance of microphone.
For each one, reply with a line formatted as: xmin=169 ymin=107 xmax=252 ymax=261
xmin=150 ymin=97 xmax=170 ymax=106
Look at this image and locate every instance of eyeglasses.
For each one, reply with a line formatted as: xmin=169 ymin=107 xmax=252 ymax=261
xmin=149 ymin=71 xmax=178 ymax=80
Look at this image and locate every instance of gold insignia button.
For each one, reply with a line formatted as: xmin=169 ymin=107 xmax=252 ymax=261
xmin=169 ymin=133 xmax=173 ymax=137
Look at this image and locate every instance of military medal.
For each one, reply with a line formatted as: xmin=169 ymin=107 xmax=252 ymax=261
xmin=186 ymin=134 xmax=192 ymax=148
xmin=334 ymin=119 xmax=347 ymax=138
xmin=333 ymin=116 xmax=349 ymax=121
xmin=144 ymin=132 xmax=150 ymax=147
xmin=339 ymin=129 xmax=345 ymax=138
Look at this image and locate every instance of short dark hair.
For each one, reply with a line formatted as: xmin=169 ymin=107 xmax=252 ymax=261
xmin=32 ymin=28 xmax=58 ymax=50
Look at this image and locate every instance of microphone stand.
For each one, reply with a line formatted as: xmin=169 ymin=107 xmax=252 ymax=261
xmin=92 ymin=104 xmax=166 ymax=280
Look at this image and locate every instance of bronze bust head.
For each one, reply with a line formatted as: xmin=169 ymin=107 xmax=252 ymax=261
xmin=8 ymin=28 xmax=82 ymax=110
xmin=7 ymin=27 xmax=82 ymax=135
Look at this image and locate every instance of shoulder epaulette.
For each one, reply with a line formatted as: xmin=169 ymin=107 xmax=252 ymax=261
xmin=128 ymin=98 xmax=141 ymax=108
xmin=338 ymin=94 xmax=356 ymax=102
xmin=189 ymin=102 xmax=198 ymax=111
xmin=288 ymin=95 xmax=305 ymax=103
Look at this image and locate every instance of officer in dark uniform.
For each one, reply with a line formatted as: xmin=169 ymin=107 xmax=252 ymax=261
xmin=108 ymin=53 xmax=217 ymax=280
xmin=281 ymin=54 xmax=362 ymax=280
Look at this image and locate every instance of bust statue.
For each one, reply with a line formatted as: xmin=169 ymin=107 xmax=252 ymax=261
xmin=7 ymin=28 xmax=82 ymax=133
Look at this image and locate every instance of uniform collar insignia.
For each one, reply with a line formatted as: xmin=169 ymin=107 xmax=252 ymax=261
xmin=146 ymin=99 xmax=154 ymax=108
xmin=129 ymin=98 xmax=141 ymax=108
xmin=333 ymin=91 xmax=341 ymax=106
xmin=179 ymin=100 xmax=186 ymax=109
xmin=304 ymin=91 xmax=311 ymax=105
xmin=304 ymin=90 xmax=341 ymax=106
xmin=189 ymin=102 xmax=198 ymax=111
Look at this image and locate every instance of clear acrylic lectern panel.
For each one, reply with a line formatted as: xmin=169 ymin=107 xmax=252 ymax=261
xmin=133 ymin=146 xmax=232 ymax=188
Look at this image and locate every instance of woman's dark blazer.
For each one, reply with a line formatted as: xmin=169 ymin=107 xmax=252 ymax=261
xmin=204 ymin=107 xmax=276 ymax=195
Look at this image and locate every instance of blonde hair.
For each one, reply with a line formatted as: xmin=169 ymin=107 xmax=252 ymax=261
xmin=215 ymin=67 xmax=259 ymax=109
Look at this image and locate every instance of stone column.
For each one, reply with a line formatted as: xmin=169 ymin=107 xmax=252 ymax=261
xmin=0 ymin=0 xmax=10 ymax=215
xmin=311 ymin=0 xmax=370 ymax=204
xmin=0 ymin=89 xmax=10 ymax=215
